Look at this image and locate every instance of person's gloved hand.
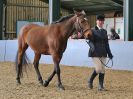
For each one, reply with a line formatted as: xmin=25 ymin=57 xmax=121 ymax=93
xmin=89 ymin=41 xmax=95 ymax=53
xmin=90 ymin=47 xmax=95 ymax=53
xmin=108 ymin=54 xmax=113 ymax=59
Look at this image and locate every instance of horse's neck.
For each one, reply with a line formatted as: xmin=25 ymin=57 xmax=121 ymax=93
xmin=61 ymin=16 xmax=76 ymax=38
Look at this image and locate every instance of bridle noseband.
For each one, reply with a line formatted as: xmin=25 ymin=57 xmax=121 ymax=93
xmin=75 ymin=17 xmax=91 ymax=37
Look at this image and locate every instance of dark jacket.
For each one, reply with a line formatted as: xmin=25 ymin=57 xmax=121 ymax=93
xmin=88 ymin=26 xmax=113 ymax=58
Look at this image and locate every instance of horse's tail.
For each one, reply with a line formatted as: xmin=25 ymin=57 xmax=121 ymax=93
xmin=15 ymin=51 xmax=31 ymax=78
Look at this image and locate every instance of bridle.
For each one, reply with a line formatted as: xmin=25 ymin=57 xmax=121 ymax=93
xmin=75 ymin=17 xmax=91 ymax=38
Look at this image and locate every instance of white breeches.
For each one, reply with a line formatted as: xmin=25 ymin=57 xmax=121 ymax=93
xmin=92 ymin=57 xmax=106 ymax=73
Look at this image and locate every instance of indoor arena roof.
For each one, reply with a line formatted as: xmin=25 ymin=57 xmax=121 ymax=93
xmin=61 ymin=0 xmax=123 ymax=15
xmin=41 ymin=0 xmax=123 ymax=15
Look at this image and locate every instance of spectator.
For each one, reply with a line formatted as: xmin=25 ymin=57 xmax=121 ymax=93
xmin=110 ymin=28 xmax=120 ymax=40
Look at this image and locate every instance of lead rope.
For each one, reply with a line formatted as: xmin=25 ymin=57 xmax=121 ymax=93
xmin=86 ymin=39 xmax=113 ymax=68
xmin=85 ymin=39 xmax=89 ymax=44
xmin=99 ymin=57 xmax=113 ymax=68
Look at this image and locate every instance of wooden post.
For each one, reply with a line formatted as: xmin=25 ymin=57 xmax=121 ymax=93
xmin=49 ymin=0 xmax=60 ymax=24
xmin=0 ymin=0 xmax=4 ymax=40
xmin=124 ymin=0 xmax=133 ymax=41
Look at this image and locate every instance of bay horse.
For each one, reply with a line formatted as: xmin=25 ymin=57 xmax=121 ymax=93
xmin=15 ymin=9 xmax=92 ymax=90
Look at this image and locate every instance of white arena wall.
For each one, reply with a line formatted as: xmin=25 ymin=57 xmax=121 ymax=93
xmin=0 ymin=39 xmax=133 ymax=71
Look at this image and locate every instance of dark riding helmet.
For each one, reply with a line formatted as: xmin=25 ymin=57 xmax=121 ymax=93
xmin=96 ymin=14 xmax=105 ymax=21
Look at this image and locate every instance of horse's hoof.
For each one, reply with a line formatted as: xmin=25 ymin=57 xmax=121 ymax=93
xmin=17 ymin=80 xmax=21 ymax=85
xmin=39 ymin=80 xmax=43 ymax=85
xmin=58 ymin=84 xmax=65 ymax=90
xmin=17 ymin=82 xmax=21 ymax=85
xmin=43 ymin=80 xmax=49 ymax=87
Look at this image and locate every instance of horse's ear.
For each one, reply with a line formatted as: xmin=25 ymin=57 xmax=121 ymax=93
xmin=74 ymin=10 xmax=80 ymax=16
xmin=73 ymin=8 xmax=78 ymax=13
xmin=73 ymin=8 xmax=83 ymax=16
xmin=73 ymin=9 xmax=80 ymax=16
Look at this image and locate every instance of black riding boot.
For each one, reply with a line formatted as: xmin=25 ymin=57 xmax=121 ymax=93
xmin=98 ymin=73 xmax=105 ymax=91
xmin=88 ymin=70 xmax=98 ymax=89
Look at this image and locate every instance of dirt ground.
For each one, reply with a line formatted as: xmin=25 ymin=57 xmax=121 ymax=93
xmin=0 ymin=62 xmax=133 ymax=99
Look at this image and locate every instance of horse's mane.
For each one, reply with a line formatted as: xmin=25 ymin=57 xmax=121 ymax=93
xmin=52 ymin=14 xmax=74 ymax=24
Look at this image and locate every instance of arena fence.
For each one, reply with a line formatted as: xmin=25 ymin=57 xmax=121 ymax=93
xmin=0 ymin=40 xmax=133 ymax=71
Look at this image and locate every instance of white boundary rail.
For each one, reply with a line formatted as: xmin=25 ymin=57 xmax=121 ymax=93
xmin=0 ymin=39 xmax=133 ymax=71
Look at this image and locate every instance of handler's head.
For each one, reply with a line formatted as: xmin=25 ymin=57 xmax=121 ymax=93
xmin=96 ymin=14 xmax=105 ymax=21
xmin=96 ymin=14 xmax=105 ymax=28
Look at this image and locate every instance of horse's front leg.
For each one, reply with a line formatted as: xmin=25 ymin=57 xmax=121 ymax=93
xmin=53 ymin=54 xmax=65 ymax=90
xmin=55 ymin=63 xmax=65 ymax=90
xmin=33 ymin=53 xmax=43 ymax=85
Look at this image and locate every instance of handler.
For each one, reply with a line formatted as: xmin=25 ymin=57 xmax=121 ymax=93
xmin=88 ymin=14 xmax=113 ymax=91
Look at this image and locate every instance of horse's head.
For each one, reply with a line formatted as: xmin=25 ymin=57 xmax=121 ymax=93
xmin=74 ymin=9 xmax=92 ymax=39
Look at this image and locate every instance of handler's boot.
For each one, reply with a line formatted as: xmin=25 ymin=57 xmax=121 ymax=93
xmin=98 ymin=73 xmax=105 ymax=91
xmin=88 ymin=70 xmax=98 ymax=89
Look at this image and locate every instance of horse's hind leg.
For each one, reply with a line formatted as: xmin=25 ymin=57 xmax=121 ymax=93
xmin=16 ymin=44 xmax=28 ymax=84
xmin=33 ymin=53 xmax=43 ymax=85
xmin=16 ymin=49 xmax=23 ymax=84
